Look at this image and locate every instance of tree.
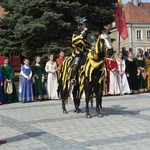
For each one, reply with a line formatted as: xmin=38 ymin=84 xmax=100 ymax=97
xmin=79 ymin=0 xmax=117 ymax=30
xmin=0 ymin=0 xmax=117 ymax=59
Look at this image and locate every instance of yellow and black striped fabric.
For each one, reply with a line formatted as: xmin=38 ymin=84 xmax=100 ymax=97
xmin=59 ymin=34 xmax=108 ymax=100
xmin=59 ymin=56 xmax=73 ymax=91
xmin=78 ymin=37 xmax=108 ymax=98
xmin=71 ymin=34 xmax=91 ymax=58
xmin=85 ymin=38 xmax=107 ymax=83
xmin=59 ymin=33 xmax=91 ymax=96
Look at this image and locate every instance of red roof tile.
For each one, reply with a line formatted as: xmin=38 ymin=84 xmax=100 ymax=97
xmin=124 ymin=2 xmax=150 ymax=23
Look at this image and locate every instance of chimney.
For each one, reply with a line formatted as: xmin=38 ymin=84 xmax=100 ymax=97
xmin=131 ymin=0 xmax=140 ymax=7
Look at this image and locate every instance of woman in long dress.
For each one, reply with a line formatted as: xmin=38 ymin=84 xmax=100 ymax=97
xmin=0 ymin=70 xmax=3 ymax=105
xmin=135 ymin=49 xmax=147 ymax=93
xmin=145 ymin=52 xmax=150 ymax=91
xmin=106 ymin=53 xmax=120 ymax=95
xmin=125 ymin=52 xmax=139 ymax=93
xmin=45 ymin=54 xmax=59 ymax=100
xmin=32 ymin=56 xmax=47 ymax=101
xmin=116 ymin=52 xmax=130 ymax=95
xmin=19 ymin=59 xmax=34 ymax=103
xmin=1 ymin=57 xmax=18 ymax=103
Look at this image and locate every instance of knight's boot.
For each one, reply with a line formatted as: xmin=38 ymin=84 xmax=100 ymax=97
xmin=71 ymin=64 xmax=78 ymax=86
xmin=71 ymin=57 xmax=80 ymax=86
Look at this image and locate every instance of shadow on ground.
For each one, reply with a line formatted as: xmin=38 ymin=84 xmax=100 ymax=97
xmin=68 ymin=104 xmax=140 ymax=118
xmin=102 ymin=105 xmax=140 ymax=116
xmin=3 ymin=132 xmax=47 ymax=143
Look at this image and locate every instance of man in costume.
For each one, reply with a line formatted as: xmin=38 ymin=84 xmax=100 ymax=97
xmin=71 ymin=17 xmax=91 ymax=85
xmin=56 ymin=51 xmax=65 ymax=79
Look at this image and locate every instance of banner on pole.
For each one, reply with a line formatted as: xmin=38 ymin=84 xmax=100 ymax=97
xmin=114 ymin=0 xmax=128 ymax=39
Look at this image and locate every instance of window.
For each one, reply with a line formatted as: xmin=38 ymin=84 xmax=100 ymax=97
xmin=147 ymin=30 xmax=150 ymax=40
xmin=136 ymin=30 xmax=143 ymax=40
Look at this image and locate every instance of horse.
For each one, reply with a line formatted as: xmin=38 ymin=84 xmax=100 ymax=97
xmin=59 ymin=32 xmax=113 ymax=117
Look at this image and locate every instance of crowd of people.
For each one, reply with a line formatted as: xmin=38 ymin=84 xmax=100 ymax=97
xmin=0 ymin=51 xmax=65 ymax=105
xmin=0 ymin=47 xmax=150 ymax=105
xmin=104 ymin=48 xmax=150 ymax=96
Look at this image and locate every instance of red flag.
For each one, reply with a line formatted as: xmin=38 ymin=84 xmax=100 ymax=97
xmin=114 ymin=2 xmax=128 ymax=39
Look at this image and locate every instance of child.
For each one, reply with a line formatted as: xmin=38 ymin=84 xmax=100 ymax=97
xmin=32 ymin=56 xmax=47 ymax=101
xmin=45 ymin=54 xmax=59 ymax=100
xmin=1 ymin=57 xmax=18 ymax=103
xmin=0 ymin=70 xmax=3 ymax=105
xmin=19 ymin=58 xmax=34 ymax=102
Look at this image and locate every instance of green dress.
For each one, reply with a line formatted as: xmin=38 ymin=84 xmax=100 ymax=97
xmin=32 ymin=64 xmax=47 ymax=100
xmin=135 ymin=58 xmax=147 ymax=90
xmin=1 ymin=65 xmax=18 ymax=103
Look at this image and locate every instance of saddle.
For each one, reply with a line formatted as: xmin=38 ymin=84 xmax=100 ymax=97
xmin=69 ymin=52 xmax=88 ymax=68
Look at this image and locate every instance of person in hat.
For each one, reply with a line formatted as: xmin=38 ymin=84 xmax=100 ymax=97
xmin=71 ymin=17 xmax=91 ymax=85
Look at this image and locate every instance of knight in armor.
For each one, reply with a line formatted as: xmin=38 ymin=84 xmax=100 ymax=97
xmin=71 ymin=17 xmax=91 ymax=85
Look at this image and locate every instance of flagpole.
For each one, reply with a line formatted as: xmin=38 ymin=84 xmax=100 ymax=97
xmin=118 ymin=33 xmax=120 ymax=51
xmin=115 ymin=0 xmax=128 ymax=51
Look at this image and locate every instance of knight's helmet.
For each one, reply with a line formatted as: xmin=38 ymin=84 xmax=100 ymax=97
xmin=78 ymin=17 xmax=89 ymax=38
xmin=79 ymin=17 xmax=87 ymax=25
xmin=78 ymin=17 xmax=88 ymax=31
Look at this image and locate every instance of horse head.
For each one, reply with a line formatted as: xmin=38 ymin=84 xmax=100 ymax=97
xmin=99 ymin=32 xmax=114 ymax=57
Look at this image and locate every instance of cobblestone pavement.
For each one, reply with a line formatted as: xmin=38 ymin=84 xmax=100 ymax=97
xmin=0 ymin=93 xmax=150 ymax=150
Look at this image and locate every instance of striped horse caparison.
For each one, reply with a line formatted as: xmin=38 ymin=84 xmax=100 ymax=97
xmin=58 ymin=33 xmax=113 ymax=118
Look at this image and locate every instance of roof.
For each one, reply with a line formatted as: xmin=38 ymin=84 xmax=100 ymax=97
xmin=124 ymin=2 xmax=150 ymax=24
xmin=0 ymin=6 xmax=5 ymax=19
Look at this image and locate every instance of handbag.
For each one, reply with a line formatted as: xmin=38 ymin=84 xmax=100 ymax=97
xmin=4 ymin=82 xmax=13 ymax=94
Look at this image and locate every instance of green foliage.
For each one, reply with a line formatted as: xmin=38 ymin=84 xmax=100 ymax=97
xmin=0 ymin=0 xmax=117 ymax=59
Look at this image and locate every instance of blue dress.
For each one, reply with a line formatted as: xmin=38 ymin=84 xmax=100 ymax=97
xmin=19 ymin=65 xmax=34 ymax=102
xmin=0 ymin=71 xmax=3 ymax=104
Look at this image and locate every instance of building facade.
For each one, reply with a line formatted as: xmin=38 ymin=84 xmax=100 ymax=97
xmin=110 ymin=1 xmax=150 ymax=53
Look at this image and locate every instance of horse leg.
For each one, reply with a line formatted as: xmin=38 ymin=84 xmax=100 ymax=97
xmin=72 ymin=85 xmax=77 ymax=112
xmin=85 ymin=79 xmax=92 ymax=118
xmin=76 ymin=98 xmax=82 ymax=113
xmin=62 ymin=99 xmax=68 ymax=114
xmin=90 ymin=92 xmax=94 ymax=107
xmin=99 ymin=88 xmax=103 ymax=109
xmin=62 ymin=91 xmax=68 ymax=114
xmin=72 ymin=86 xmax=82 ymax=113
xmin=95 ymin=85 xmax=103 ymax=118
xmin=75 ymin=84 xmax=82 ymax=113
xmin=85 ymin=92 xmax=92 ymax=118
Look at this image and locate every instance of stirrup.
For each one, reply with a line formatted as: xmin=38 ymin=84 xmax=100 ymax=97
xmin=71 ymin=79 xmax=76 ymax=86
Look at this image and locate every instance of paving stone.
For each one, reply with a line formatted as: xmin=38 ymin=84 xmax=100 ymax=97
xmin=0 ymin=93 xmax=150 ymax=149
